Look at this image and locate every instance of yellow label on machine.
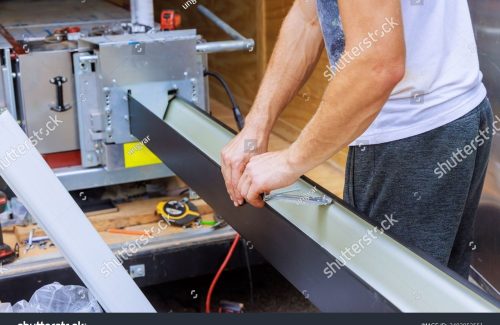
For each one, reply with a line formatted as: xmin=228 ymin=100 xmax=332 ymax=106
xmin=123 ymin=141 xmax=162 ymax=168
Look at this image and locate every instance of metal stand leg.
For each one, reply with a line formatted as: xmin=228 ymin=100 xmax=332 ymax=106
xmin=0 ymin=108 xmax=155 ymax=312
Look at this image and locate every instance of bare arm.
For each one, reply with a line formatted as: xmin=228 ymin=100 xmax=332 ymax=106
xmin=238 ymin=0 xmax=406 ymax=207
xmin=245 ymin=0 xmax=325 ymax=133
xmin=288 ymin=0 xmax=406 ymax=173
xmin=221 ymin=0 xmax=325 ymax=206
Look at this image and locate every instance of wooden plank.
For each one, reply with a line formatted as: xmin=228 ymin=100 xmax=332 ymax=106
xmin=88 ymin=197 xmax=212 ymax=232
xmin=87 ymin=197 xmax=163 ymax=232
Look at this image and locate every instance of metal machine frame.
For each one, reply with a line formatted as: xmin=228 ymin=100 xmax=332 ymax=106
xmin=0 ymin=0 xmax=258 ymax=303
xmin=0 ymin=36 xmax=16 ymax=119
xmin=0 ymin=0 xmax=254 ymax=191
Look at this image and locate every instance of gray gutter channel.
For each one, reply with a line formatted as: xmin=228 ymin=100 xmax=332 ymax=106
xmin=128 ymin=94 xmax=499 ymax=312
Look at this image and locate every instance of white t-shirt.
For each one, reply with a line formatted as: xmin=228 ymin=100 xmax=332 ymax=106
xmin=350 ymin=0 xmax=486 ymax=145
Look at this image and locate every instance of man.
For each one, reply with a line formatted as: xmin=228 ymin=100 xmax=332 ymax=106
xmin=221 ymin=0 xmax=492 ymax=278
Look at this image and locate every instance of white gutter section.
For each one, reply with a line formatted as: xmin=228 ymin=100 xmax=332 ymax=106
xmin=0 ymin=108 xmax=155 ymax=313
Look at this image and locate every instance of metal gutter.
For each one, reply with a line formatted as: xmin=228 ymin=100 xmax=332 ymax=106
xmin=129 ymin=95 xmax=499 ymax=312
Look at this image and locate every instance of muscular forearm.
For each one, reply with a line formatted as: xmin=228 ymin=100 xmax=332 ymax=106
xmin=288 ymin=54 xmax=405 ymax=174
xmin=226 ymin=0 xmax=406 ymax=208
xmin=288 ymin=0 xmax=405 ymax=174
xmin=246 ymin=0 xmax=324 ymax=134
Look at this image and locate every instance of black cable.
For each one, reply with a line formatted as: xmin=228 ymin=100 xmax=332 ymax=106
xmin=242 ymin=239 xmax=255 ymax=305
xmin=204 ymin=70 xmax=245 ymax=131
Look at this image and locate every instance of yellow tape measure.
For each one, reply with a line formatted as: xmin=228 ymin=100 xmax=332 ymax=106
xmin=156 ymin=199 xmax=201 ymax=227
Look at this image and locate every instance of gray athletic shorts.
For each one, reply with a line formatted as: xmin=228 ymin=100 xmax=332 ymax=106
xmin=344 ymin=97 xmax=493 ymax=278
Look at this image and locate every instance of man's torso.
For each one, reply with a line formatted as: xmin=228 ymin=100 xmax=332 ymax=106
xmin=316 ymin=0 xmax=486 ymax=145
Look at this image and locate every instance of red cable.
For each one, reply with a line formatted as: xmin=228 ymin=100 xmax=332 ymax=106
xmin=205 ymin=233 xmax=241 ymax=313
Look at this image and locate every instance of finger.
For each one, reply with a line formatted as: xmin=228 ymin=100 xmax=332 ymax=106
xmin=220 ymin=159 xmax=234 ymax=202
xmin=238 ymin=173 xmax=252 ymax=203
xmin=246 ymin=184 xmax=265 ymax=208
xmin=231 ymin=162 xmax=246 ymax=204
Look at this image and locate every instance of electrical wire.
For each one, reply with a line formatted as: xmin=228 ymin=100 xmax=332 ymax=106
xmin=242 ymin=239 xmax=255 ymax=305
xmin=204 ymin=70 xmax=245 ymax=131
xmin=205 ymin=233 xmax=241 ymax=313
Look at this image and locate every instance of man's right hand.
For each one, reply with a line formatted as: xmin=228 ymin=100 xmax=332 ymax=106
xmin=221 ymin=126 xmax=268 ymax=206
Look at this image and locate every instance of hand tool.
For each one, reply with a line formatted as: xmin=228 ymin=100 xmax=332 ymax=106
xmin=156 ymin=198 xmax=201 ymax=227
xmin=23 ymin=235 xmax=50 ymax=244
xmin=24 ymin=228 xmax=35 ymax=253
xmin=263 ymin=188 xmax=333 ymax=206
